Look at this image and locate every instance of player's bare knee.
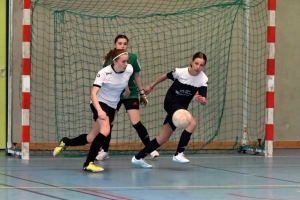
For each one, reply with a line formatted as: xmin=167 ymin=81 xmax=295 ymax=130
xmin=187 ymin=117 xmax=197 ymax=130
xmin=100 ymin=126 xmax=111 ymax=136
xmin=156 ymin=136 xmax=169 ymax=145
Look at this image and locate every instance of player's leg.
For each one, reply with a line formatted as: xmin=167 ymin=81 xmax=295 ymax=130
xmin=125 ymin=98 xmax=159 ymax=158
xmin=83 ymin=102 xmax=115 ymax=172
xmin=173 ymin=116 xmax=197 ymax=164
xmin=83 ymin=117 xmax=109 ymax=172
xmin=96 ymin=101 xmax=121 ymax=161
xmin=131 ymin=121 xmax=173 ymax=168
xmin=53 ymin=104 xmax=102 ymax=157
xmin=53 ymin=124 xmax=100 ymax=158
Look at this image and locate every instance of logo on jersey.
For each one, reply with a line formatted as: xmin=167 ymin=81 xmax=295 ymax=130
xmin=105 ymin=72 xmax=112 ymax=75
xmin=97 ymin=74 xmax=100 ymax=77
xmin=175 ymin=89 xmax=192 ymax=96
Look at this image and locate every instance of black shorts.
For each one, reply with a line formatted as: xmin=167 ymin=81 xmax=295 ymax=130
xmin=116 ymin=98 xmax=139 ymax=111
xmin=163 ymin=104 xmax=186 ymax=131
xmin=90 ymin=102 xmax=116 ymax=124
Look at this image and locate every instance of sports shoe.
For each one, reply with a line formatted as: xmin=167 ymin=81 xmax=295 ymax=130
xmin=172 ymin=152 xmax=190 ymax=164
xmin=95 ymin=149 xmax=109 ymax=161
xmin=83 ymin=162 xmax=104 ymax=172
xmin=150 ymin=150 xmax=159 ymax=158
xmin=53 ymin=138 xmax=68 ymax=157
xmin=131 ymin=156 xmax=152 ymax=168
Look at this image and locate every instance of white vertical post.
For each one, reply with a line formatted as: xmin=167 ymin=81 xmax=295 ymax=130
xmin=242 ymin=0 xmax=250 ymax=146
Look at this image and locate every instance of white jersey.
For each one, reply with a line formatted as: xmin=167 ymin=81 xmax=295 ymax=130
xmin=92 ymin=64 xmax=133 ymax=109
xmin=165 ymin=67 xmax=208 ymax=108
xmin=171 ymin=67 xmax=208 ymax=87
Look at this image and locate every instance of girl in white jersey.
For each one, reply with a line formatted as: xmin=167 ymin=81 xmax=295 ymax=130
xmin=53 ymin=49 xmax=133 ymax=172
xmin=96 ymin=35 xmax=159 ymax=161
xmin=131 ymin=52 xmax=208 ymax=169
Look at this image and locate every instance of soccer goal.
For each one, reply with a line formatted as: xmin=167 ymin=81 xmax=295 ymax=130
xmin=14 ymin=0 xmax=272 ymax=158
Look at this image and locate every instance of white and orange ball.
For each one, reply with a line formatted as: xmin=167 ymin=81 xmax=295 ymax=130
xmin=172 ymin=109 xmax=192 ymax=129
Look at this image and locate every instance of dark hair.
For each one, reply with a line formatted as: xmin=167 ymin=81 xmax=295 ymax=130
xmin=192 ymin=52 xmax=207 ymax=64
xmin=114 ymin=35 xmax=129 ymax=44
xmin=104 ymin=49 xmax=127 ymax=66
xmin=193 ymin=52 xmax=207 ymax=64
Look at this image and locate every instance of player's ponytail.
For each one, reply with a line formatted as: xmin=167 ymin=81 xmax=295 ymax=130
xmin=104 ymin=49 xmax=114 ymax=66
xmin=104 ymin=49 xmax=127 ymax=66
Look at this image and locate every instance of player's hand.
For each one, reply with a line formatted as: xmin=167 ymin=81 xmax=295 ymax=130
xmin=140 ymin=89 xmax=148 ymax=106
xmin=195 ymin=94 xmax=206 ymax=105
xmin=123 ymin=88 xmax=130 ymax=98
xmin=144 ymin=85 xmax=153 ymax=95
xmin=98 ymin=110 xmax=107 ymax=120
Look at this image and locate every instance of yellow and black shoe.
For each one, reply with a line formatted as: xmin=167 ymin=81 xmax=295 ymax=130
xmin=83 ymin=162 xmax=104 ymax=172
xmin=53 ymin=138 xmax=68 ymax=157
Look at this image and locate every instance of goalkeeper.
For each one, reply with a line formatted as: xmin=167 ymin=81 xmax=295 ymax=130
xmin=96 ymin=35 xmax=159 ymax=161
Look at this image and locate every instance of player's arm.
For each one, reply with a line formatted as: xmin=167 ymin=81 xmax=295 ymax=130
xmin=123 ymin=86 xmax=130 ymax=98
xmin=90 ymin=86 xmax=106 ymax=119
xmin=91 ymin=71 xmax=107 ymax=119
xmin=134 ymin=72 xmax=143 ymax=91
xmin=144 ymin=74 xmax=168 ymax=95
xmin=134 ymin=72 xmax=148 ymax=106
xmin=131 ymin=55 xmax=145 ymax=92
xmin=195 ymin=87 xmax=207 ymax=106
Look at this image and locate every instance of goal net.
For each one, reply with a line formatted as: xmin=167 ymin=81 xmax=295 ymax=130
xmin=27 ymin=0 xmax=267 ymax=155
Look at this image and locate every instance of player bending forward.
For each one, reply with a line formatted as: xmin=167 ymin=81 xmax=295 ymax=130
xmin=131 ymin=52 xmax=208 ymax=168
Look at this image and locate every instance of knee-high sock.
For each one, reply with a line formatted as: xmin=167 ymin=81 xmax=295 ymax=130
xmin=63 ymin=134 xmax=88 ymax=146
xmin=102 ymin=125 xmax=113 ymax=152
xmin=133 ymin=121 xmax=150 ymax=146
xmin=175 ymin=130 xmax=192 ymax=155
xmin=135 ymin=138 xmax=160 ymax=159
xmin=84 ymin=133 xmax=106 ymax=166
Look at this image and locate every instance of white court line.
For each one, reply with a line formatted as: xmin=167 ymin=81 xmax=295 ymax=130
xmin=0 ymin=185 xmax=300 ymax=189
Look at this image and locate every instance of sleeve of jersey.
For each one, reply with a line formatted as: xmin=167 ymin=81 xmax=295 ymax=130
xmin=93 ymin=71 xmax=106 ymax=88
xmin=166 ymin=69 xmax=177 ymax=81
xmin=198 ymin=79 xmax=208 ymax=97
xmin=130 ymin=54 xmax=141 ymax=73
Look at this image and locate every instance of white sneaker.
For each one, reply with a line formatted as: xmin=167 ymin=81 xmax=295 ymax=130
xmin=131 ymin=156 xmax=152 ymax=168
xmin=172 ymin=152 xmax=190 ymax=164
xmin=95 ymin=149 xmax=109 ymax=161
xmin=150 ymin=150 xmax=159 ymax=158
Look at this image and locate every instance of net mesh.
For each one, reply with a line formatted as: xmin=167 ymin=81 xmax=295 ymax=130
xmin=27 ymin=0 xmax=267 ymax=155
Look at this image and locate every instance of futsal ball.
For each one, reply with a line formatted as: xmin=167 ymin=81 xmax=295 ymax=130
xmin=172 ymin=109 xmax=192 ymax=129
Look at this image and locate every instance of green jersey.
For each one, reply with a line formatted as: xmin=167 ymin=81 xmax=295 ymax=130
xmin=103 ymin=53 xmax=141 ymax=99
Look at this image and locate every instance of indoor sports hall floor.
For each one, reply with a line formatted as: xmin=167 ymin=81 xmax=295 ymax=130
xmin=0 ymin=149 xmax=300 ymax=200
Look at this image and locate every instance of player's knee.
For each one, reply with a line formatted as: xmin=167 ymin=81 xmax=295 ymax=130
xmin=189 ymin=117 xmax=197 ymax=129
xmin=156 ymin=135 xmax=169 ymax=145
xmin=101 ymin=125 xmax=111 ymax=136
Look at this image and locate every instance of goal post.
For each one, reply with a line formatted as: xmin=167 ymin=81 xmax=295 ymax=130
xmin=17 ymin=0 xmax=270 ymax=157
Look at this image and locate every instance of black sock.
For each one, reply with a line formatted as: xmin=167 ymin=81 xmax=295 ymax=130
xmin=63 ymin=134 xmax=88 ymax=146
xmin=133 ymin=121 xmax=150 ymax=146
xmin=102 ymin=125 xmax=113 ymax=152
xmin=135 ymin=138 xmax=160 ymax=159
xmin=175 ymin=130 xmax=192 ymax=155
xmin=84 ymin=133 xmax=106 ymax=166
